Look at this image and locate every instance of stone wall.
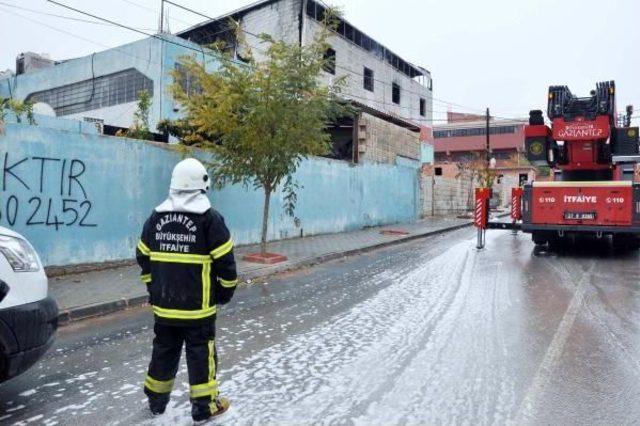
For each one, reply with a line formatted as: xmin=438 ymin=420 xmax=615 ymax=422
xmin=358 ymin=112 xmax=420 ymax=164
xmin=421 ymin=174 xmax=474 ymax=217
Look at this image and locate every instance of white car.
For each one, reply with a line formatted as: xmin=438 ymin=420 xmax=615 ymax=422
xmin=0 ymin=226 xmax=58 ymax=382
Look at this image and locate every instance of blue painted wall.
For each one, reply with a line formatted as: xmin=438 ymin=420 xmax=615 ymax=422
xmin=0 ymin=123 xmax=419 ymax=267
xmin=3 ymin=113 xmax=99 ymax=134
xmin=420 ymin=142 xmax=434 ymax=165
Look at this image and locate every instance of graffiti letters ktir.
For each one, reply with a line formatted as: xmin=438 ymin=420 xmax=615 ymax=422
xmin=0 ymin=153 xmax=97 ymax=230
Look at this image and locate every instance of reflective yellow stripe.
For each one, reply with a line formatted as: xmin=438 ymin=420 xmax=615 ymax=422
xmin=190 ymin=380 xmax=218 ymax=398
xmin=210 ymin=239 xmax=233 ymax=259
xmin=152 ymin=305 xmax=216 ymax=320
xmin=219 ymin=277 xmax=238 ymax=288
xmin=208 ymin=340 xmax=216 ymax=383
xmin=202 ymin=262 xmax=211 ymax=309
xmin=144 ymin=375 xmax=174 ymax=394
xmin=137 ymin=240 xmax=151 ymax=256
xmin=141 ymin=274 xmax=152 ymax=284
xmin=150 ymin=252 xmax=212 ymax=264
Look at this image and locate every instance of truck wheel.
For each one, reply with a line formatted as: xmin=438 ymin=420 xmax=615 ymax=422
xmin=548 ymin=235 xmax=563 ymax=250
xmin=532 ymin=232 xmax=548 ymax=245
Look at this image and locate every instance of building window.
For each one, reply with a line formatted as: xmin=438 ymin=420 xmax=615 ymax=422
xmin=26 ymin=68 xmax=153 ymax=117
xmin=363 ymin=67 xmax=374 ymax=92
xmin=419 ymin=98 xmax=426 ymax=117
xmin=174 ymin=62 xmax=201 ymax=96
xmin=519 ymin=173 xmax=529 ymax=186
xmin=392 ymin=83 xmax=401 ymax=105
xmin=433 ymin=125 xmax=518 ymax=139
xmin=435 ymin=167 xmax=443 ymax=176
xmin=323 ymin=48 xmax=336 ymax=75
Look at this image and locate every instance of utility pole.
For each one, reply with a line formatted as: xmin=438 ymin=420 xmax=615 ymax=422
xmin=159 ymin=0 xmax=165 ymax=33
xmin=485 ymin=107 xmax=491 ymax=169
xmin=625 ymin=105 xmax=634 ymax=127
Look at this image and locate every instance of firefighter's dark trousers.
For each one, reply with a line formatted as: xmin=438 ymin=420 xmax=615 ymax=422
xmin=144 ymin=321 xmax=219 ymax=412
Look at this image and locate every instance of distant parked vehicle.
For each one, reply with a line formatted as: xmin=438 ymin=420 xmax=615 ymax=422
xmin=0 ymin=226 xmax=58 ymax=382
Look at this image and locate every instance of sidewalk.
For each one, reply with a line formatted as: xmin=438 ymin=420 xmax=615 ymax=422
xmin=50 ymin=216 xmax=473 ymax=323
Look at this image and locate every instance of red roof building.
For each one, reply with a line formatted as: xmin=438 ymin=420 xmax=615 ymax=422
xmin=433 ymin=113 xmax=526 ymax=164
xmin=429 ymin=113 xmax=537 ymax=206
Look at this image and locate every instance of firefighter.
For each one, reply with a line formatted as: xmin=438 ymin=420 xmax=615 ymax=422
xmin=136 ymin=158 xmax=238 ymax=422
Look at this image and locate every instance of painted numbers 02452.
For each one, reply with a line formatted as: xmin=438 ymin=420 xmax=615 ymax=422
xmin=0 ymin=197 xmax=97 ymax=230
xmin=25 ymin=197 xmax=98 ymax=231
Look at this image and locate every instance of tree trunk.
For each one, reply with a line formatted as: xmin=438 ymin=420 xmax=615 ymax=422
xmin=260 ymin=186 xmax=272 ymax=255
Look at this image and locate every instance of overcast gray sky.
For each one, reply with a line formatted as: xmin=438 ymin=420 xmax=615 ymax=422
xmin=1 ymin=0 xmax=639 ymax=124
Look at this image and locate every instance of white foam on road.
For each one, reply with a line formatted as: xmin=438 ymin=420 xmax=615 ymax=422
xmin=149 ymin=238 xmax=514 ymax=425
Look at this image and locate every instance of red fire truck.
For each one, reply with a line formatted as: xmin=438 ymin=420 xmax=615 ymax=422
xmin=475 ymin=81 xmax=640 ymax=249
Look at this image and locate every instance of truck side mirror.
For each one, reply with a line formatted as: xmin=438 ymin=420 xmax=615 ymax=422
xmin=0 ymin=280 xmax=8 ymax=304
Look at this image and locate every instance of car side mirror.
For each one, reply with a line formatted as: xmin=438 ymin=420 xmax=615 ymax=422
xmin=0 ymin=280 xmax=9 ymax=304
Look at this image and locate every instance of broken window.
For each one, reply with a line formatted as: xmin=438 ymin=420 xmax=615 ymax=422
xmin=363 ymin=67 xmax=374 ymax=92
xmin=435 ymin=167 xmax=443 ymax=176
xmin=344 ymin=23 xmax=354 ymax=41
xmin=323 ymin=116 xmax=356 ymax=162
xmin=323 ymin=48 xmax=336 ymax=75
xmin=392 ymin=83 xmax=401 ymax=105
xmin=419 ymin=98 xmax=426 ymax=117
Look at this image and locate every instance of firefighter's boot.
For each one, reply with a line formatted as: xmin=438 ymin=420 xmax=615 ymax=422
xmin=148 ymin=394 xmax=170 ymax=416
xmin=191 ymin=396 xmax=230 ymax=422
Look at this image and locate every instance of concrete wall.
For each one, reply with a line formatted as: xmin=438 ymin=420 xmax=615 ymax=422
xmin=302 ymin=12 xmax=432 ymax=125
xmin=238 ymin=0 xmax=301 ymax=60
xmin=0 ymin=122 xmax=419 ymax=267
xmin=421 ymin=175 xmax=474 ymax=217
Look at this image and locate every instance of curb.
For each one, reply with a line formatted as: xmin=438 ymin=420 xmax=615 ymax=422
xmin=57 ymin=221 xmax=474 ymax=326
xmin=241 ymin=221 xmax=473 ymax=281
xmin=58 ymin=295 xmax=149 ymax=326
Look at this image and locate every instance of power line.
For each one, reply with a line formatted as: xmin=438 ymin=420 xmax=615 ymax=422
xmin=0 ymin=6 xmax=117 ymax=53
xmin=2 ymin=1 xmax=439 ymax=127
xmin=44 ymin=0 xmax=248 ymax=68
xmin=38 ymin=0 xmax=526 ymax=126
xmin=119 ymin=0 xmax=194 ymax=27
xmin=0 ymin=1 xmax=156 ymax=31
xmin=49 ymin=0 xmax=508 ymax=121
xmin=0 ymin=6 xmax=165 ymax=68
xmin=45 ymin=0 xmax=437 ymax=119
xmin=164 ymin=0 xmax=527 ymax=121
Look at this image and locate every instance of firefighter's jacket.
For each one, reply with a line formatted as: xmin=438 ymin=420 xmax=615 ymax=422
xmin=136 ymin=208 xmax=238 ymax=325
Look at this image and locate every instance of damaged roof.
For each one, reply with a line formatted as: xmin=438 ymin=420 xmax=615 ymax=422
xmin=176 ymin=0 xmax=429 ymax=80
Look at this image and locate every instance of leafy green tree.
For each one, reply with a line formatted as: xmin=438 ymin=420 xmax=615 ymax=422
xmin=118 ymin=90 xmax=152 ymax=140
xmin=0 ymin=97 xmax=7 ymax=126
xmin=2 ymin=98 xmax=35 ymax=125
xmin=165 ymin=17 xmax=354 ymax=253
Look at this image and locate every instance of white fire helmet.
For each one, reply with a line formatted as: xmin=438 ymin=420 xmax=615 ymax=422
xmin=170 ymin=158 xmax=210 ymax=192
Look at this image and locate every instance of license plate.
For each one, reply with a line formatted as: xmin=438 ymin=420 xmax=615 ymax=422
xmin=564 ymin=211 xmax=596 ymax=220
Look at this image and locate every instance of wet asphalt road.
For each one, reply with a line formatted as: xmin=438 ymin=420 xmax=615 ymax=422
xmin=1 ymin=228 xmax=640 ymax=425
